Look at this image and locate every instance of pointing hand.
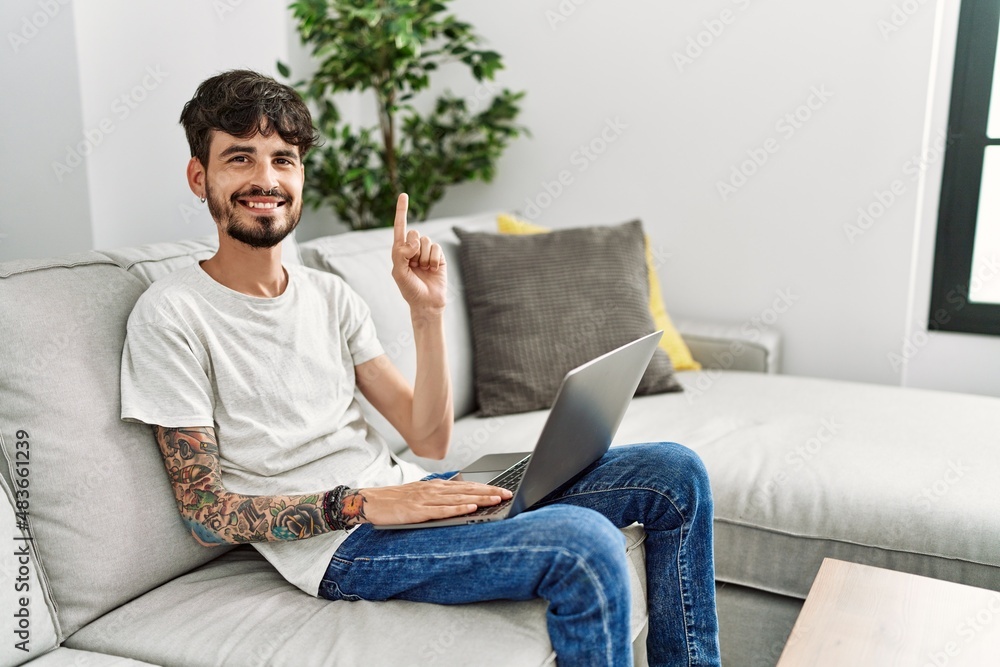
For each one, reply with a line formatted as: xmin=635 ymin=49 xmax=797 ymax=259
xmin=391 ymin=193 xmax=447 ymax=313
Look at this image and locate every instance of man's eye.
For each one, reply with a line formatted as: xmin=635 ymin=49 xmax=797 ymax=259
xmin=229 ymin=156 xmax=248 ymax=163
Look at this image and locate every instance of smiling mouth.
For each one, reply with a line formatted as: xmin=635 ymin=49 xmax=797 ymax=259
xmin=238 ymin=199 xmax=286 ymax=212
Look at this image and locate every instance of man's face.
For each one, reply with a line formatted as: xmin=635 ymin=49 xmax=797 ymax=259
xmin=202 ymin=127 xmax=305 ymax=249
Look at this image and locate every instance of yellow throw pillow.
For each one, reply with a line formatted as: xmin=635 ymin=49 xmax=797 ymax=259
xmin=497 ymin=214 xmax=701 ymax=371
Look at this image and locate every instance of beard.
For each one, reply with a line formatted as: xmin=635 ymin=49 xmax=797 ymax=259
xmin=206 ymin=183 xmax=302 ymax=249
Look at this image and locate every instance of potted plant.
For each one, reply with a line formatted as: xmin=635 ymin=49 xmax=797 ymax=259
xmin=279 ymin=0 xmax=528 ymax=230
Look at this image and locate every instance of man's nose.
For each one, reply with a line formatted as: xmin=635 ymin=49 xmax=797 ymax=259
xmin=251 ymin=161 xmax=279 ymax=192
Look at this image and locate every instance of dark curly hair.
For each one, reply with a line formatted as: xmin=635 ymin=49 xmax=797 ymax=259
xmin=179 ymin=69 xmax=321 ymax=166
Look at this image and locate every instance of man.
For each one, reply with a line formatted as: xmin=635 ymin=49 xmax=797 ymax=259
xmin=120 ymin=69 xmax=720 ymax=666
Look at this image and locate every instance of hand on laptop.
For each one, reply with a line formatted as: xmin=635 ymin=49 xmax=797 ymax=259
xmin=360 ymin=479 xmax=513 ymax=525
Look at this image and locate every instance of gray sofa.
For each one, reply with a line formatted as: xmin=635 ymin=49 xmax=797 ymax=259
xmin=2 ymin=212 xmax=999 ymax=667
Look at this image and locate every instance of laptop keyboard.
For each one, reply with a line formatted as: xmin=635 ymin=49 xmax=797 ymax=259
xmin=488 ymin=455 xmax=531 ymax=491
xmin=467 ymin=455 xmax=530 ymax=517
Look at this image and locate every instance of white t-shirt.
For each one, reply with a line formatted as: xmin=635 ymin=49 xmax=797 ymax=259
xmin=120 ymin=261 xmax=428 ymax=595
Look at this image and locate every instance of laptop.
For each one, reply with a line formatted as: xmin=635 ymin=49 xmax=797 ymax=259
xmin=375 ymin=330 xmax=663 ymax=530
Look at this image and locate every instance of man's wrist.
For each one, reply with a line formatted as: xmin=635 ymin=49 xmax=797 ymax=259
xmin=322 ymin=486 xmax=369 ymax=531
xmin=410 ymin=306 xmax=445 ymax=328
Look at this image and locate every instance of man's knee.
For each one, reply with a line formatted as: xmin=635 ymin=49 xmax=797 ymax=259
xmin=624 ymin=442 xmax=713 ymax=508
xmin=532 ymin=505 xmax=627 ymax=565
xmin=668 ymin=443 xmax=712 ymax=495
xmin=536 ymin=507 xmax=631 ymax=612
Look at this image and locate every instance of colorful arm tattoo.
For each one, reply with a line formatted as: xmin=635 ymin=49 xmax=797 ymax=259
xmin=153 ymin=426 xmax=368 ymax=545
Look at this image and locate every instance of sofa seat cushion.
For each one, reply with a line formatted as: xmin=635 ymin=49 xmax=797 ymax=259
xmin=675 ymin=372 xmax=1000 ymax=598
xmin=404 ymin=371 xmax=1000 ymax=600
xmin=65 ymin=536 xmax=648 ymax=667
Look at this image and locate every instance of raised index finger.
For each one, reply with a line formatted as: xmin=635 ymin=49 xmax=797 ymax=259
xmin=393 ymin=193 xmax=409 ymax=246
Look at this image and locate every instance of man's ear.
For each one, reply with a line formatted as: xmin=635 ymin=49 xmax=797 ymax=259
xmin=186 ymin=157 xmax=206 ymax=198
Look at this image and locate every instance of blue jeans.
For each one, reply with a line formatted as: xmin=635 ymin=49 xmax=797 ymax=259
xmin=319 ymin=442 xmax=721 ymax=666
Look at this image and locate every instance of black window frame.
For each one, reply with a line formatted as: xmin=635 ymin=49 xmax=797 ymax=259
xmin=929 ymin=0 xmax=1000 ymax=336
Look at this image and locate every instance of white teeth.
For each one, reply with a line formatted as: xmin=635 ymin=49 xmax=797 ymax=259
xmin=245 ymin=201 xmax=278 ymax=209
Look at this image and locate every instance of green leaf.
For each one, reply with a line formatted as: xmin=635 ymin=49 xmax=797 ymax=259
xmin=286 ymin=0 xmax=527 ymax=230
xmin=276 ymin=60 xmax=291 ymax=78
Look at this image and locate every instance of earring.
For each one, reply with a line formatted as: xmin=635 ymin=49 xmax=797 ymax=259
xmin=200 ymin=197 xmax=206 ymax=203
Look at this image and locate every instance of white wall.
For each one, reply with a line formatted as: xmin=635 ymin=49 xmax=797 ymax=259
xmin=0 ymin=0 xmax=92 ymax=259
xmin=3 ymin=0 xmax=996 ymax=396
xmin=0 ymin=0 xmax=291 ymax=261
xmin=420 ymin=0 xmax=943 ymax=389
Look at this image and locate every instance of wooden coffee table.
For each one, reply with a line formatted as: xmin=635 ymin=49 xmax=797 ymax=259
xmin=776 ymin=558 xmax=1000 ymax=666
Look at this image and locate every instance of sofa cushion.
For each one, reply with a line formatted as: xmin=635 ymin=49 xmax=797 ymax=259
xmin=0 ymin=474 xmax=60 ymax=666
xmin=298 ymin=213 xmax=496 ymax=446
xmin=23 ymin=648 xmax=158 ymax=666
xmin=497 ymin=214 xmax=701 ymax=372
xmin=405 ymin=371 xmax=1000 ymax=604
xmin=0 ymin=253 xmax=231 ymax=638
xmin=65 ymin=535 xmax=647 ymax=667
xmin=455 ymin=221 xmax=681 ymax=417
xmin=686 ymin=372 xmax=1000 ymax=599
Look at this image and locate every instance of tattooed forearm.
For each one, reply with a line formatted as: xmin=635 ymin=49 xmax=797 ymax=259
xmin=153 ymin=426 xmax=358 ymax=545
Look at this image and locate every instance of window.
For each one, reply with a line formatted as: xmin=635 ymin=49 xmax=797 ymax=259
xmin=929 ymin=0 xmax=1000 ymax=335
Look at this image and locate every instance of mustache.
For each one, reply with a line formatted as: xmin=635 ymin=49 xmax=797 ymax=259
xmin=232 ymin=186 xmax=290 ymax=202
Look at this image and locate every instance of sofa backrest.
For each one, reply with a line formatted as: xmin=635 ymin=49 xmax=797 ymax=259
xmin=101 ymin=233 xmax=301 ymax=286
xmin=0 ymin=235 xmax=301 ymax=639
xmin=299 ymin=212 xmax=496 ymax=451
